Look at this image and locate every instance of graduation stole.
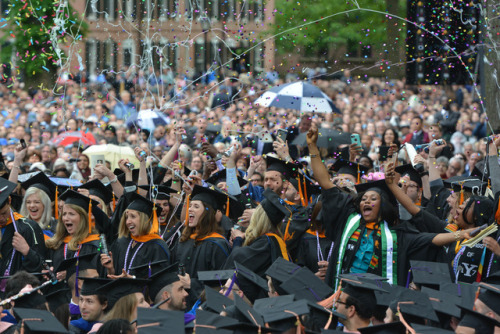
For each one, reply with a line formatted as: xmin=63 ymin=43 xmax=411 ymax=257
xmin=189 ymin=232 xmax=226 ymax=241
xmin=131 ymin=233 xmax=162 ymax=243
xmin=305 ymin=229 xmax=326 ymax=238
xmin=265 ymin=233 xmax=289 ymax=261
xmin=63 ymin=234 xmax=101 ymax=244
xmin=334 ymin=213 xmax=398 ymax=290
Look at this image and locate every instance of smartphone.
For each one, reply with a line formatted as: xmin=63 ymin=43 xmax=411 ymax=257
xmin=350 ymin=134 xmax=361 ymax=146
xmin=277 ymin=129 xmax=288 ymax=142
xmin=378 ymin=146 xmax=390 ymax=162
xmin=97 ymin=159 xmax=103 ymax=164
xmin=189 ymin=170 xmax=198 ymax=177
xmin=20 ymin=139 xmax=26 ymax=149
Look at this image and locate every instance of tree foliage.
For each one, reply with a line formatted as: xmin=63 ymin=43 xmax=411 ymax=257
xmin=2 ymin=0 xmax=87 ymax=87
xmin=274 ymin=0 xmax=404 ymax=55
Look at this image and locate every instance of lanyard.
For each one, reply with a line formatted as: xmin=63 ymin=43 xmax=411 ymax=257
xmin=315 ymin=231 xmax=334 ymax=262
xmin=123 ymin=240 xmax=144 ymax=274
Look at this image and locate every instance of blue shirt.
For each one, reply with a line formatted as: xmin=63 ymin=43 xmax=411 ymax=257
xmin=350 ymin=227 xmax=375 ymax=273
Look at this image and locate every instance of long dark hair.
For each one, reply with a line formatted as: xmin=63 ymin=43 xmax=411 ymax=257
xmin=354 ymin=191 xmax=399 ymax=225
xmin=381 ymin=128 xmax=401 ymax=147
xmin=180 ymin=204 xmax=222 ymax=243
xmin=309 ymin=201 xmax=324 ymax=233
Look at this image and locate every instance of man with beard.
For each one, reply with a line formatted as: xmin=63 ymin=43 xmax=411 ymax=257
xmin=149 ymin=263 xmax=189 ymax=313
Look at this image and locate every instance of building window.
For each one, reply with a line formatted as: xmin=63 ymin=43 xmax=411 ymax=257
xmin=85 ymin=39 xmax=101 ymax=75
xmin=102 ymin=0 xmax=117 ymax=20
xmin=122 ymin=39 xmax=135 ymax=68
xmin=347 ymin=39 xmax=358 ymax=58
xmin=103 ymin=39 xmax=117 ymax=71
xmin=123 ymin=0 xmax=136 ymax=19
xmin=361 ymin=45 xmax=372 ymax=58
xmin=209 ymin=39 xmax=219 ymax=66
xmin=251 ymin=0 xmax=263 ymax=22
xmin=253 ymin=42 xmax=263 ymax=72
xmin=240 ymin=0 xmax=249 ymax=22
xmin=167 ymin=43 xmax=177 ymax=71
xmin=86 ymin=0 xmax=99 ymax=20
xmin=159 ymin=0 xmax=178 ymax=20
xmin=194 ymin=39 xmax=206 ymax=74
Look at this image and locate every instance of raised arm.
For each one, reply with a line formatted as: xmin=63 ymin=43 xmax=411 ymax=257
xmin=9 ymin=144 xmax=27 ymax=184
xmin=159 ymin=125 xmax=183 ymax=168
xmin=427 ymin=140 xmax=447 ymax=182
xmin=307 ymin=128 xmax=334 ymax=190
xmin=488 ymin=137 xmax=500 ymax=195
xmin=385 ymin=162 xmax=421 ymax=216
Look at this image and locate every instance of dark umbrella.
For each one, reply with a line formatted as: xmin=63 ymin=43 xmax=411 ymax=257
xmin=291 ymin=129 xmax=351 ymax=149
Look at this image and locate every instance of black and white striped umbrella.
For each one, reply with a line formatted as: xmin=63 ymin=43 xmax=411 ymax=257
xmin=254 ymin=81 xmax=340 ymax=113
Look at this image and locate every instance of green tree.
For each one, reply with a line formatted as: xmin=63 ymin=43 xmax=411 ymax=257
xmin=1 ymin=0 xmax=87 ymax=88
xmin=274 ymin=0 xmax=406 ymax=70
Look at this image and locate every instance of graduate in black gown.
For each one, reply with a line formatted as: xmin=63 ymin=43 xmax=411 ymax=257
xmin=223 ymin=188 xmax=291 ymax=301
xmin=0 ymin=178 xmax=46 ymax=279
xmin=47 ymin=190 xmax=104 ymax=278
xmin=173 ymin=185 xmax=231 ymax=302
xmin=101 ymin=193 xmax=172 ymax=277
xmin=307 ymin=128 xmax=471 ymax=289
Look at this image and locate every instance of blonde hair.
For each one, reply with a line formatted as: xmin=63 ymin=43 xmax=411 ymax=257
xmin=103 ymin=293 xmax=137 ymax=323
xmin=244 ymin=205 xmax=282 ymax=246
xmin=46 ymin=204 xmax=94 ymax=251
xmin=118 ymin=209 xmax=151 ymax=238
xmin=20 ymin=187 xmax=52 ymax=230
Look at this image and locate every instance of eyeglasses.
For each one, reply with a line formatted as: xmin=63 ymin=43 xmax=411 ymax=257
xmin=335 ymin=299 xmax=349 ymax=307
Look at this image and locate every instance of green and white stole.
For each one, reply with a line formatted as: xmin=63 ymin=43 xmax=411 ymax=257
xmin=334 ymin=213 xmax=398 ymax=289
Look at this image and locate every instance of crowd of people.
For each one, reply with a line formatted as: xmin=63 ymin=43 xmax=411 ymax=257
xmin=0 ymin=71 xmax=497 ymax=334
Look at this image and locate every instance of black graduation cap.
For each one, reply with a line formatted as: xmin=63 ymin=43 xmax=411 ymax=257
xmin=79 ymin=277 xmax=112 ymax=296
xmin=449 ymin=178 xmax=489 ymax=195
xmin=79 ymin=179 xmax=113 ymax=204
xmin=478 ymin=282 xmax=500 ymax=314
xmin=127 ymin=192 xmax=162 ymax=217
xmin=260 ymin=299 xmax=310 ymax=331
xmin=232 ymin=293 xmax=265 ymax=327
xmin=358 ymin=321 xmax=406 ymax=334
xmin=340 ymin=278 xmax=387 ymax=315
xmin=49 ymin=177 xmax=81 ymax=194
xmin=339 ymin=273 xmax=389 ymax=282
xmin=457 ymin=304 xmax=500 ymax=334
xmin=15 ymin=290 xmax=47 ymax=309
xmin=138 ymin=184 xmax=177 ymax=201
xmin=190 ymin=184 xmax=228 ymax=211
xmin=21 ymin=171 xmax=57 ymax=201
xmin=206 ymin=169 xmax=248 ymax=188
xmin=95 ymin=277 xmax=151 ymax=310
xmin=147 ymin=263 xmax=180 ymax=302
xmin=203 ymin=286 xmax=233 ymax=313
xmin=253 ymin=295 xmax=295 ymax=315
xmin=393 ymin=289 xmax=440 ymax=323
xmin=265 ymin=257 xmax=301 ymax=283
xmin=54 ymin=252 xmax=98 ymax=277
xmin=409 ymin=260 xmax=452 ymax=288
xmin=129 ymin=259 xmax=170 ymax=279
xmin=265 ymin=155 xmax=300 ymax=181
xmin=260 ymin=188 xmax=292 ymax=226
xmin=305 ymin=300 xmax=346 ymax=332
xmin=279 ymin=267 xmax=333 ymax=302
xmin=0 ymin=177 xmax=17 ymax=207
xmin=58 ymin=189 xmax=99 ymax=212
xmin=152 ymin=166 xmax=168 ymax=185
xmin=439 ymin=282 xmax=477 ymax=308
xmin=410 ymin=323 xmax=454 ymax=334
xmin=195 ymin=309 xmax=240 ymax=329
xmin=41 ymin=281 xmax=70 ymax=313
xmin=330 ymin=159 xmax=369 ymax=182
xmin=395 ymin=164 xmax=422 ymax=187
xmin=355 ymin=179 xmax=398 ymax=207
xmin=135 ymin=307 xmax=184 ymax=333
xmin=213 ymin=187 xmax=245 ymax=221
xmin=198 ymin=269 xmax=235 ymax=287
xmin=471 ymin=159 xmax=490 ymax=180
xmin=233 ymin=261 xmax=268 ymax=303
xmin=13 ymin=308 xmax=68 ymax=334
xmin=420 ymin=287 xmax=461 ymax=318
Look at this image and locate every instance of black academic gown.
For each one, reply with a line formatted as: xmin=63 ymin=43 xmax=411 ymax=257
xmin=280 ymin=203 xmax=311 ymax=261
xmin=174 ymin=234 xmax=230 ymax=303
xmin=50 ymin=240 xmax=102 ymax=275
xmin=321 ymin=187 xmax=438 ymax=287
xmin=0 ymin=215 xmax=46 ymax=276
xmin=223 ymin=234 xmax=285 ymax=302
xmin=425 ymin=181 xmax=451 ymax=221
xmin=295 ymin=230 xmax=334 ymax=273
xmin=110 ymin=236 xmax=172 ymax=275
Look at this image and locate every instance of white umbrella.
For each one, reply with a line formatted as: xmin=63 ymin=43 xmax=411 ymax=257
xmin=83 ymin=144 xmax=140 ymax=170
xmin=126 ymin=109 xmax=170 ymax=131
xmin=254 ymin=81 xmax=340 ymax=113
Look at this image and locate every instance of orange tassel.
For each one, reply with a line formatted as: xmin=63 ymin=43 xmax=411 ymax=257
xmin=225 ymin=196 xmax=230 ymax=217
xmin=112 ymin=192 xmax=116 ymax=212
xmin=152 ymin=203 xmax=159 ymax=235
xmin=488 ymin=179 xmax=491 ymax=189
xmin=495 ymin=198 xmax=500 ymax=224
xmin=357 ymin=164 xmax=360 ymax=184
xmin=88 ymin=199 xmax=92 ymax=235
xmin=184 ymin=194 xmax=190 ymax=226
xmin=297 ymin=176 xmax=305 ymax=207
xmin=460 ymin=184 xmax=464 ymax=205
xmin=54 ymin=186 xmax=59 ymax=220
xmin=302 ymin=177 xmax=308 ymax=206
xmin=473 ymin=285 xmax=481 ymax=311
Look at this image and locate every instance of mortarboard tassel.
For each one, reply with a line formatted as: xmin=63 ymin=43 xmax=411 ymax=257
xmin=495 ymin=197 xmax=500 ymax=223
xmin=88 ymin=199 xmax=92 ymax=235
xmin=297 ymin=176 xmax=305 ymax=207
xmin=283 ymin=310 xmax=304 ymax=334
xmin=54 ymin=186 xmax=59 ymax=220
xmin=460 ymin=184 xmax=464 ymax=205
xmin=357 ymin=164 xmax=361 ymax=185
xmin=225 ymin=196 xmax=230 ymax=217
xmin=112 ymin=192 xmax=116 ymax=212
xmin=473 ymin=285 xmax=481 ymax=311
xmin=152 ymin=203 xmax=159 ymax=235
xmin=397 ymin=302 xmax=416 ymax=334
xmin=488 ymin=178 xmax=491 ymax=189
xmin=302 ymin=176 xmax=308 ymax=206
xmin=184 ymin=194 xmax=190 ymax=226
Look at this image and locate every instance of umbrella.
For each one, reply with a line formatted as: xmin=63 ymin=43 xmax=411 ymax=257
xmin=291 ymin=129 xmax=351 ymax=149
xmin=254 ymin=81 xmax=340 ymax=113
xmin=50 ymin=131 xmax=96 ymax=147
xmin=126 ymin=109 xmax=170 ymax=131
xmin=83 ymin=144 xmax=140 ymax=170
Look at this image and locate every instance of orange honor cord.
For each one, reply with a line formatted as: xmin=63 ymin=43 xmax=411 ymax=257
xmin=54 ymin=186 xmax=59 ymax=219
